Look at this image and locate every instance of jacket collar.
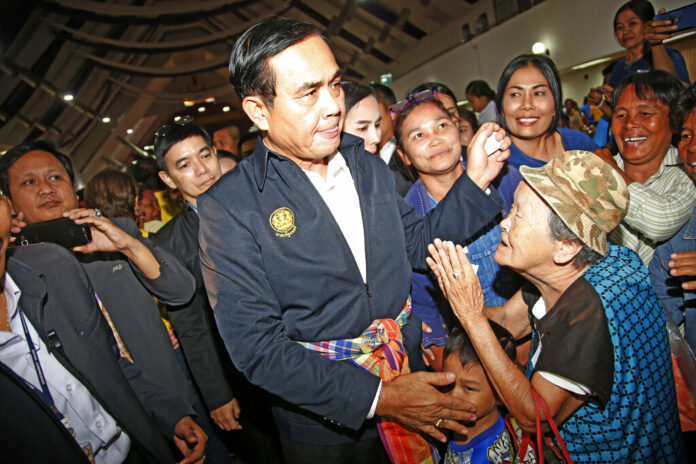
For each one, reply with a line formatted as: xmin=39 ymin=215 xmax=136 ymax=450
xmin=5 ymin=252 xmax=48 ymax=324
xmin=251 ymin=133 xmax=366 ymax=191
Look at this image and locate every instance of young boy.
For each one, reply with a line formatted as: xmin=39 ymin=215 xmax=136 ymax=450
xmin=442 ymin=325 xmax=526 ymax=464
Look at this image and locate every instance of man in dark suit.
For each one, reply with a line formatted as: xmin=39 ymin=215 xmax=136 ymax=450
xmin=152 ymin=119 xmax=282 ymax=463
xmin=0 ymin=141 xmax=199 ymax=425
xmin=0 ymin=193 xmax=207 ymax=462
xmin=197 ymin=17 xmax=511 ymax=463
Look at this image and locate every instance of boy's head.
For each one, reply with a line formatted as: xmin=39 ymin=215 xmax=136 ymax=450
xmin=154 ymin=117 xmax=222 ymax=205
xmin=442 ymin=323 xmax=516 ymax=439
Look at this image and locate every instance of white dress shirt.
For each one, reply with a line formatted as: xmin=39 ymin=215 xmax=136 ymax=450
xmin=379 ymin=137 xmax=397 ymax=165
xmin=303 ymin=152 xmax=383 ymax=416
xmin=0 ymin=273 xmax=130 ymax=463
xmin=304 ymin=152 xmax=367 ymax=283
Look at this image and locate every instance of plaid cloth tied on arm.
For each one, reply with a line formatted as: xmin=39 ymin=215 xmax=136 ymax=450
xmin=299 ymin=297 xmax=437 ymax=464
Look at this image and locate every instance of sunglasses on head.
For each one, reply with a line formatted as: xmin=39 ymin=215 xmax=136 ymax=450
xmin=154 ymin=115 xmax=195 ymax=142
xmin=388 ymin=89 xmax=440 ymax=118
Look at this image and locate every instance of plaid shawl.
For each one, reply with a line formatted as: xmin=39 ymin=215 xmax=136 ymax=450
xmin=299 ymin=298 xmax=436 ymax=464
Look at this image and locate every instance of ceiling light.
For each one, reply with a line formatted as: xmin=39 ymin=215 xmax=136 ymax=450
xmin=222 ymin=106 xmax=230 ymax=112
xmin=532 ymin=42 xmax=546 ymax=54
xmin=198 ymin=106 xmax=206 ymax=112
xmin=63 ymin=93 xmax=74 ymax=102
xmin=126 ymin=128 xmax=134 ymax=134
xmin=101 ymin=116 xmax=111 ymax=123
xmin=183 ymin=100 xmax=194 ymax=107
xmin=174 ymin=116 xmax=182 ymax=122
xmin=205 ymin=97 xmax=216 ymax=103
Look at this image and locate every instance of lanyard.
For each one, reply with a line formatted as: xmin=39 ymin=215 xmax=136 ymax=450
xmin=16 ymin=306 xmax=74 ymax=434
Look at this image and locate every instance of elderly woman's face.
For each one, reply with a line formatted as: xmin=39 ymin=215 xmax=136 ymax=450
xmin=494 ymin=182 xmax=555 ymax=274
xmin=612 ymin=85 xmax=672 ymax=169
xmin=678 ymin=109 xmax=696 ymax=178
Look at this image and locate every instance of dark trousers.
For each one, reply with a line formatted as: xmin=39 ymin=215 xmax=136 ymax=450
xmin=279 ymin=436 xmax=389 ymax=464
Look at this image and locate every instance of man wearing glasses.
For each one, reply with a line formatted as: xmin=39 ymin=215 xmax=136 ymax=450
xmin=198 ymin=17 xmax=509 ymax=463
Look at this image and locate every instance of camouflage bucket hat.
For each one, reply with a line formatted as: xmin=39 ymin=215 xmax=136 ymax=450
xmin=519 ymin=150 xmax=629 ymax=255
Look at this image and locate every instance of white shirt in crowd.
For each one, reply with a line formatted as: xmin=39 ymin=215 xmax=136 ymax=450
xmin=0 ymin=273 xmax=130 ymax=463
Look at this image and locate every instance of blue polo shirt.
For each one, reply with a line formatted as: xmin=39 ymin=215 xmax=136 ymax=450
xmin=609 ymin=47 xmax=690 ymax=87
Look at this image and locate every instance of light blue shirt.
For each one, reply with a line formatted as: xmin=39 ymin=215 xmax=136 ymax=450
xmin=0 ymin=273 xmax=130 ymax=463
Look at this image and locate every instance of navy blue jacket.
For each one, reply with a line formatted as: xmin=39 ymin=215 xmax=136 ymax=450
xmin=197 ymin=134 xmax=503 ymax=445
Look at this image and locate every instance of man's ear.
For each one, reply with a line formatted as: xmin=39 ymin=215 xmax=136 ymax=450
xmin=552 ymin=239 xmax=583 ymax=266
xmin=242 ymin=96 xmax=270 ymax=131
xmin=158 ymin=170 xmax=177 ymax=191
xmin=396 ymin=146 xmax=412 ymax=166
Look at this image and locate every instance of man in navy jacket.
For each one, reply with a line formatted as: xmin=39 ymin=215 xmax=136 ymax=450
xmin=198 ymin=17 xmax=511 ymax=462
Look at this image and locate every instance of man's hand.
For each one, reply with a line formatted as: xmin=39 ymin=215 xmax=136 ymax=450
xmin=465 ymin=122 xmax=511 ymax=191
xmin=65 ymin=208 xmax=136 ymax=254
xmin=66 ymin=208 xmax=162 ymax=279
xmin=173 ymin=416 xmax=207 ymax=464
xmin=669 ymin=251 xmax=696 ymax=290
xmin=9 ymin=211 xmax=26 ymax=243
xmin=210 ymin=398 xmax=242 ymax=431
xmin=375 ymin=371 xmax=476 ymax=443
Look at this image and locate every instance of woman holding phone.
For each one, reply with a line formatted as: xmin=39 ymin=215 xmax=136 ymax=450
xmin=610 ymin=0 xmax=690 ymax=87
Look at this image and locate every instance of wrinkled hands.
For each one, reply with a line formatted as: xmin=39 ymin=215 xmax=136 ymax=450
xmin=669 ymin=251 xmax=696 ymax=290
xmin=426 ymin=239 xmax=485 ymax=324
xmin=376 ymin=371 xmax=476 ymax=443
xmin=210 ymin=398 xmax=242 ymax=431
xmin=465 ymin=122 xmax=511 ymax=191
xmin=173 ymin=416 xmax=207 ymax=464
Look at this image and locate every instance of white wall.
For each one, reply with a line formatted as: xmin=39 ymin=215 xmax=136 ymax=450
xmin=390 ymin=0 xmax=689 ymax=101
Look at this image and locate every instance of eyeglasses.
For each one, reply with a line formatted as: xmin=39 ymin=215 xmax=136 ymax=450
xmin=388 ymin=89 xmax=439 ymax=118
xmin=154 ymin=115 xmax=195 ymax=142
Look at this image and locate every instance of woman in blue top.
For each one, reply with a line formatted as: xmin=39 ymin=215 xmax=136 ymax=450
xmin=496 ymin=54 xmax=598 ymax=170
xmin=610 ymin=0 xmax=690 ymax=89
xmin=393 ymin=92 xmax=522 ymax=370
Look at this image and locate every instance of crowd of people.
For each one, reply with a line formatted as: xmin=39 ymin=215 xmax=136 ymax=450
xmin=2 ymin=1 xmax=695 ymax=463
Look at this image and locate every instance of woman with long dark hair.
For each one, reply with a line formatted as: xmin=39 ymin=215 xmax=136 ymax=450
xmin=496 ymin=54 xmax=597 ymax=169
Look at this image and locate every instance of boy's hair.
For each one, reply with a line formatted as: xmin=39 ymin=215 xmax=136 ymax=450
xmin=444 ymin=322 xmax=516 ymax=368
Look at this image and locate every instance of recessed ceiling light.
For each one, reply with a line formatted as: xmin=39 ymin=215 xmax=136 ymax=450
xmin=198 ymin=106 xmax=206 ymax=112
xmin=183 ymin=100 xmax=194 ymax=107
xmin=222 ymin=106 xmax=230 ymax=112
xmin=174 ymin=116 xmax=182 ymax=122
xmin=63 ymin=94 xmax=74 ymax=102
xmin=102 ymin=116 xmax=111 ymax=123
xmin=126 ymin=128 xmax=134 ymax=134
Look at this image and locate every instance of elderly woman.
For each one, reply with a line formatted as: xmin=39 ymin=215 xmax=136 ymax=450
xmin=428 ymin=150 xmax=684 ymax=462
xmin=599 ymin=70 xmax=696 ymax=265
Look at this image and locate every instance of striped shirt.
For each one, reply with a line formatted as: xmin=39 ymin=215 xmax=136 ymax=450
xmin=609 ymin=146 xmax=696 ymax=265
